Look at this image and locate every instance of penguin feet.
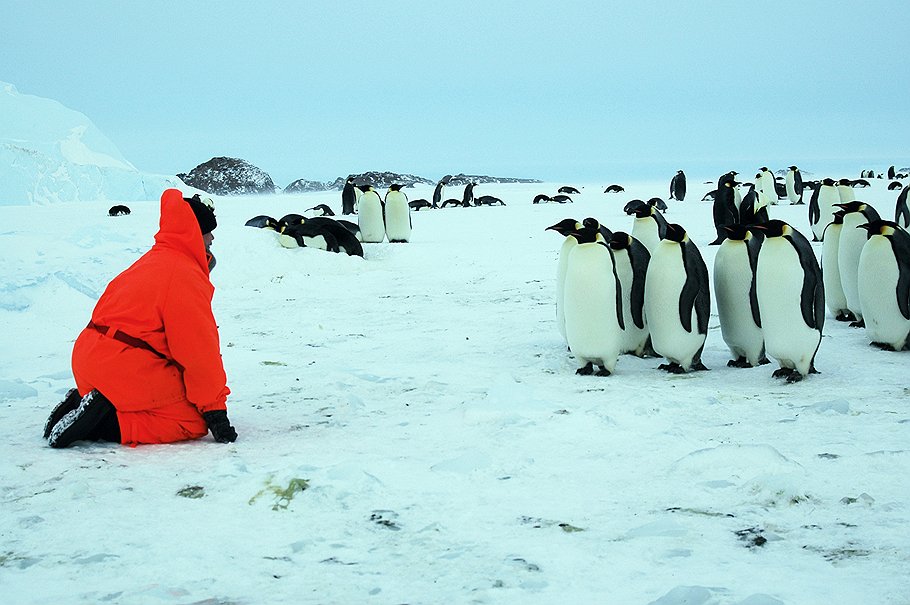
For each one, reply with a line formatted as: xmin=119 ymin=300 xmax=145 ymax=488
xmin=772 ymin=367 xmax=795 ymax=379
xmin=785 ymin=372 xmax=805 ymax=383
xmin=658 ymin=362 xmax=685 ymax=374
xmin=691 ymin=361 xmax=709 ymax=372
xmin=836 ymin=311 xmax=857 ymax=322
xmin=758 ymin=356 xmax=771 ymax=365
xmin=727 ymin=357 xmax=752 ymax=368
xmin=576 ymin=362 xmax=595 ymax=376
xmin=848 ymin=319 xmax=865 ymax=328
xmin=594 ymin=366 xmax=612 ymax=377
xmin=871 ymin=341 xmax=896 ymax=351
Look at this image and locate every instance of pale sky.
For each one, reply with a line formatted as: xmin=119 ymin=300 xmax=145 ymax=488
xmin=3 ymin=1 xmax=908 ymax=185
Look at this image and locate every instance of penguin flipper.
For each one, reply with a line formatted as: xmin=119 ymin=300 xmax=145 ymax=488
xmin=679 ymin=242 xmax=709 ymax=334
xmin=629 ymin=240 xmax=650 ymax=329
xmin=808 ymin=189 xmax=820 ymax=225
xmin=788 ymin=232 xmax=825 ymax=330
xmin=606 ymin=246 xmax=625 ymax=331
xmin=891 ymin=230 xmax=910 ymax=320
xmin=747 ymin=235 xmax=763 ymax=328
xmin=653 ymin=210 xmax=669 ymax=240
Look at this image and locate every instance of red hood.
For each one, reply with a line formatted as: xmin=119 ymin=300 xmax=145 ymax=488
xmin=154 ymin=188 xmax=209 ymax=274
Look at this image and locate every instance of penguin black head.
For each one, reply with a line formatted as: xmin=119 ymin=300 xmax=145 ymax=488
xmin=571 ymin=225 xmax=602 ymax=245
xmin=857 ymin=219 xmax=900 ymax=238
xmin=608 ymin=231 xmax=633 ymax=250
xmin=834 ymin=201 xmax=866 ymax=213
xmin=753 ymin=219 xmax=790 ymax=238
xmin=582 ymin=217 xmax=602 ymax=230
xmin=278 ymin=213 xmax=305 ymax=226
xmin=837 ymin=178 xmax=852 ymax=186
xmin=722 ymin=224 xmax=753 ymax=241
xmin=832 ymin=209 xmax=846 ymax=224
xmin=545 ymin=218 xmax=580 ymax=236
xmin=663 ymin=223 xmax=688 ymax=243
xmin=389 ymin=184 xmax=403 ymax=192
xmin=789 ymin=165 xmax=798 ymax=171
xmin=760 ymin=166 xmax=769 ymax=172
xmin=647 ymin=197 xmax=668 ymax=211
xmin=822 ymin=178 xmax=836 ymax=186
xmin=357 ymin=185 xmax=372 ymax=193
xmin=623 ymin=199 xmax=647 ymax=215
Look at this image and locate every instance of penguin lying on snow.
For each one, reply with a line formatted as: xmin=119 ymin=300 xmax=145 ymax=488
xmin=604 ymin=185 xmax=625 ymax=193
xmin=409 ymin=199 xmax=433 ymax=211
xmin=475 ymin=195 xmax=506 ymax=206
xmin=753 ymin=220 xmax=824 ymax=382
xmin=558 ymin=186 xmax=581 ymax=195
xmin=245 ymin=214 xmax=363 ymax=256
xmin=305 ymin=204 xmax=335 ymax=217
xmin=108 ymin=205 xmax=131 ymax=216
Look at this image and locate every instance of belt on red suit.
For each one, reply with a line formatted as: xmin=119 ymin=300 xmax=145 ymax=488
xmin=87 ymin=321 xmax=185 ymax=372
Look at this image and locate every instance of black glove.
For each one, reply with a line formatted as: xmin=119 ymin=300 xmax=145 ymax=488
xmin=203 ymin=410 xmax=237 ymax=443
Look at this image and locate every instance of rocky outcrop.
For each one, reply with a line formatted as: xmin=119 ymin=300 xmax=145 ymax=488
xmin=283 ymin=178 xmax=328 ymax=193
xmin=323 ymin=171 xmax=436 ymax=190
xmin=178 ymin=157 xmax=277 ymax=195
xmin=445 ymin=173 xmax=541 ymax=185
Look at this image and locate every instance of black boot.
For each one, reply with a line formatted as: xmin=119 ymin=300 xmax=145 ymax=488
xmin=47 ymin=390 xmax=119 ymax=448
xmin=43 ymin=388 xmax=82 ymax=439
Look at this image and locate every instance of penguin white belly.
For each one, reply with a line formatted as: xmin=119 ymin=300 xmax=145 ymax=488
xmin=555 ymin=237 xmax=577 ymax=345
xmin=759 ymin=173 xmax=777 ymax=204
xmin=714 ymin=241 xmax=764 ymax=364
xmin=757 ymin=239 xmax=821 ymax=375
xmin=814 ymin=186 xmax=839 ymax=241
xmin=645 ymin=241 xmax=704 ymax=369
xmin=277 ymin=233 xmax=328 ymax=250
xmin=358 ymin=193 xmax=386 ymax=243
xmin=858 ymin=239 xmax=910 ymax=350
xmin=838 ymin=214 xmax=867 ymax=319
xmin=384 ymin=194 xmax=412 ymax=242
xmin=837 ymin=185 xmax=855 ymax=203
xmin=563 ymin=244 xmax=622 ymax=372
xmin=613 ymin=248 xmax=650 ymax=355
xmin=756 ymin=190 xmax=771 ymax=211
xmin=631 ymin=218 xmax=660 ymax=255
xmin=785 ymin=172 xmax=799 ymax=203
xmin=821 ymin=224 xmax=848 ymax=316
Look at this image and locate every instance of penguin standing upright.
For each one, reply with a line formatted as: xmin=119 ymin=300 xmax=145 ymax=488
xmin=895 ymin=184 xmax=910 ymax=228
xmin=710 ymin=172 xmax=739 ymax=245
xmin=432 ymin=175 xmax=451 ymax=209
xmin=821 ymin=211 xmax=853 ymax=321
xmin=739 ymin=183 xmax=770 ymax=226
xmin=754 ymin=172 xmax=775 ymax=215
xmin=785 ymin=166 xmax=804 ymax=204
xmin=888 ymin=165 xmax=897 ymax=180
xmin=644 ymin=223 xmax=710 ymax=373
xmin=462 ymin=182 xmax=476 ymax=207
xmin=857 ymin=220 xmax=910 ymax=350
xmin=624 ymin=199 xmax=669 ymax=255
xmin=384 ymin=184 xmax=411 ymax=243
xmin=609 ymin=231 xmax=652 ymax=357
xmin=837 ymin=201 xmax=882 ymax=326
xmin=562 ymin=225 xmax=625 ymax=376
xmin=342 ymin=176 xmax=357 ymax=215
xmin=357 ymin=186 xmax=386 ymax=243
xmin=546 ymin=218 xmax=582 ymax=346
xmin=809 ymin=178 xmax=839 ymax=241
xmin=669 ymin=170 xmax=687 ymax=201
xmin=754 ymin=220 xmax=824 ymax=382
xmin=714 ymin=224 xmax=766 ymax=367
xmin=757 ymin=167 xmax=778 ymax=205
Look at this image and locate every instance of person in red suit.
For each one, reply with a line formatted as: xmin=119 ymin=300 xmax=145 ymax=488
xmin=44 ymin=189 xmax=237 ymax=447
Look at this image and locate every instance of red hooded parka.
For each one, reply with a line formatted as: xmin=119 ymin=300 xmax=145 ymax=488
xmin=71 ymin=188 xmax=231 ymax=445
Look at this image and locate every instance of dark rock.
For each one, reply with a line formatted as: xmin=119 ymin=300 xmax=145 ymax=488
xmin=324 ymin=171 xmax=435 ymax=190
xmin=284 ymin=179 xmax=329 ymax=193
xmin=446 ymin=173 xmax=541 ymax=186
xmin=178 ymin=157 xmax=277 ymax=196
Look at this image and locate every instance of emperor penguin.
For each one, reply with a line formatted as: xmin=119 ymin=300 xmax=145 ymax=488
xmin=432 ymin=175 xmax=451 ymax=209
xmin=562 ymin=225 xmax=625 ymax=376
xmin=547 ymin=218 xmax=583 ymax=346
xmin=609 ymin=231 xmax=653 ymax=357
xmin=754 ymin=220 xmax=824 ymax=382
xmin=895 ymin=184 xmax=910 ymax=228
xmin=739 ymin=183 xmax=769 ymax=227
xmin=857 ymin=219 xmax=910 ymax=351
xmin=837 ymin=178 xmax=856 ymax=204
xmin=710 ymin=172 xmax=740 ymax=245
xmin=624 ymin=199 xmax=669 ymax=255
xmin=821 ymin=211 xmax=854 ymax=321
xmin=785 ymin=166 xmax=804 ymax=204
xmin=714 ymin=224 xmax=766 ymax=367
xmin=669 ymin=170 xmax=687 ymax=201
xmin=757 ymin=167 xmax=778 ymax=205
xmin=809 ymin=178 xmax=839 ymax=241
xmin=462 ymin=182 xmax=476 ymax=207
xmin=354 ymin=184 xmax=368 ymax=212
xmin=357 ymin=186 xmax=386 ymax=243
xmin=342 ymin=176 xmax=357 ymax=215
xmin=753 ymin=173 xmax=775 ymax=218
xmin=384 ymin=184 xmax=412 ymax=243
xmin=644 ymin=223 xmax=710 ymax=373
xmin=277 ymin=219 xmax=338 ymax=252
xmin=837 ymin=201 xmax=882 ymax=326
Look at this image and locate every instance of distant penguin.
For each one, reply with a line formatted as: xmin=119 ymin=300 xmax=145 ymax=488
xmin=809 ymin=178 xmax=839 ymax=241
xmin=462 ymin=182 xmax=476 ymax=207
xmin=558 ymin=186 xmax=581 ymax=195
xmin=754 ymin=220 xmax=824 ymax=382
xmin=889 ymin=181 xmax=905 ymax=191
xmin=857 ymin=220 xmax=910 ymax=351
xmin=562 ymin=225 xmax=625 ymax=376
xmin=757 ymin=167 xmax=778 ymax=205
xmin=624 ymin=199 xmax=669 ymax=255
xmin=821 ymin=211 xmax=853 ymax=321
xmin=739 ymin=183 xmax=769 ymax=227
xmin=547 ymin=218 xmax=582 ymax=346
xmin=647 ymin=197 xmax=668 ymax=212
xmin=342 ymin=177 xmax=357 ymax=215
xmin=669 ymin=170 xmax=687 ymax=201
xmin=475 ymin=195 xmax=506 ymax=206
xmin=409 ymin=199 xmax=432 ymax=211
xmin=850 ymin=179 xmax=871 ymax=188
xmin=785 ymin=166 xmax=804 ymax=204
xmin=533 ymin=194 xmax=553 ymax=204
xmin=432 ymin=175 xmax=451 ymax=209
xmin=384 ymin=184 xmax=412 ymax=243
xmin=609 ymin=231 xmax=653 ymax=357
xmin=245 ymin=214 xmax=279 ymax=229
xmin=714 ymin=224 xmax=767 ymax=367
xmin=305 ymin=204 xmax=335 ymax=217
xmin=896 ymin=185 xmax=910 ymax=228
xmin=108 ymin=204 xmax=131 ymax=216
xmin=551 ymin=194 xmax=573 ymax=204
xmin=710 ymin=172 xmax=740 ymax=245
xmin=836 ymin=179 xmax=856 ymax=204
xmin=837 ymin=201 xmax=882 ymax=326
xmin=358 ymin=186 xmax=386 ymax=243
xmin=604 ymin=185 xmax=625 ymax=193
xmin=753 ymin=172 xmax=775 ymax=216
xmin=644 ymin=223 xmax=710 ymax=373
xmin=888 ymin=165 xmax=896 ymax=180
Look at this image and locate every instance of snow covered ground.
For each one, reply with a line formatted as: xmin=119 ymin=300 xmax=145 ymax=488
xmin=1 ymin=176 xmax=908 ymax=604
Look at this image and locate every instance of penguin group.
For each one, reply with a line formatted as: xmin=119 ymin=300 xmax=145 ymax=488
xmin=245 ymin=212 xmax=364 ymax=257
